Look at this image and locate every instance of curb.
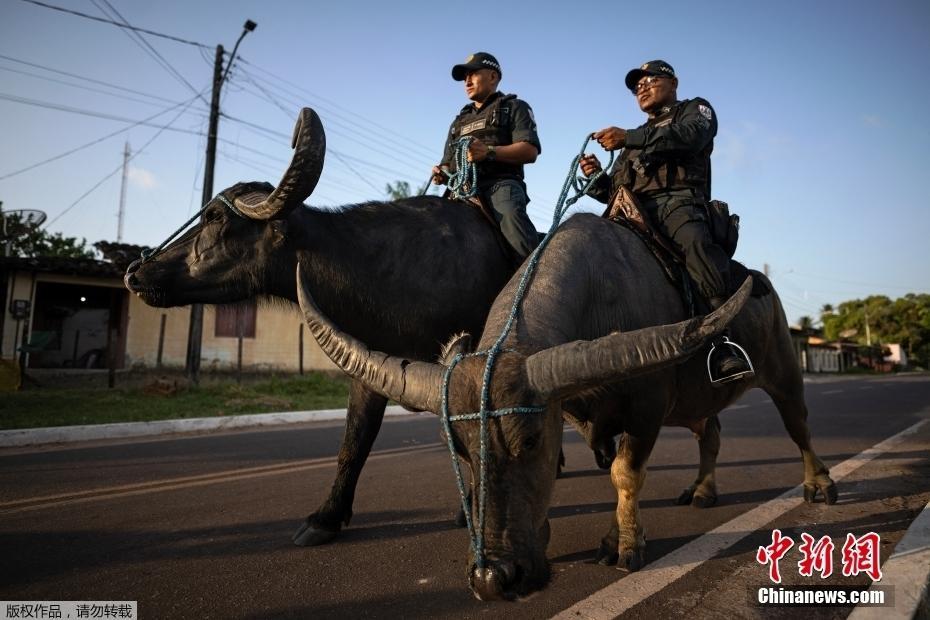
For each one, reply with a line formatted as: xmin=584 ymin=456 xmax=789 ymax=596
xmin=848 ymin=498 xmax=930 ymax=620
xmin=0 ymin=405 xmax=421 ymax=448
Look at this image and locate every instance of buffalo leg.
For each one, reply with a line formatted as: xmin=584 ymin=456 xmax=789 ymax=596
xmin=596 ymin=426 xmax=660 ymax=571
xmin=293 ymin=381 xmax=388 ymax=546
xmin=676 ymin=415 xmax=721 ymax=508
xmin=764 ymin=381 xmax=838 ymax=505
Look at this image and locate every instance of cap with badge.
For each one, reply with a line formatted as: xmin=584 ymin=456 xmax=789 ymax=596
xmin=452 ymin=52 xmax=502 ymax=81
xmin=624 ymin=60 xmax=676 ymax=93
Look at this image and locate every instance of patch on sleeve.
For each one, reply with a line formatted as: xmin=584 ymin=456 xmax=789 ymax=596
xmin=698 ymin=104 xmax=713 ymax=121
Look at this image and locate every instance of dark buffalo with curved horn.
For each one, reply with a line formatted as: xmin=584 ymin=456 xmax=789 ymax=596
xmin=124 ymin=108 xmax=519 ymax=546
xmin=297 ymin=214 xmax=838 ymax=600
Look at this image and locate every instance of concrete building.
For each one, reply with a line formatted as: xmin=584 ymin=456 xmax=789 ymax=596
xmin=0 ymin=248 xmax=336 ymax=374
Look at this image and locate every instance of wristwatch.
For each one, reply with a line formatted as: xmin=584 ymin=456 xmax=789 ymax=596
xmin=486 ymin=145 xmax=497 ymax=161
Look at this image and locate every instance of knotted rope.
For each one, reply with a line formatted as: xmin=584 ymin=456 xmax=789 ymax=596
xmin=445 ymin=136 xmax=478 ymax=200
xmin=440 ymin=136 xmax=614 ymax=568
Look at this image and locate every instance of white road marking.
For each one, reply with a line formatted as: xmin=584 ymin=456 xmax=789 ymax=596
xmin=552 ymin=420 xmax=929 ymax=620
xmin=0 ymin=442 xmax=445 ymax=516
xmin=725 ymin=404 xmax=749 ymax=411
xmin=822 ymin=389 xmax=844 ymax=394
xmin=848 ymin=498 xmax=930 ymax=620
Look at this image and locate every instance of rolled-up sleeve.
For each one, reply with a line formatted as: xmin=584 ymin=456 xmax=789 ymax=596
xmin=510 ymin=100 xmax=541 ymax=154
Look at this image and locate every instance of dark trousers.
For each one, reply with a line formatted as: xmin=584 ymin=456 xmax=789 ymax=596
xmin=640 ymin=190 xmax=730 ymax=307
xmin=482 ymin=179 xmax=539 ymax=260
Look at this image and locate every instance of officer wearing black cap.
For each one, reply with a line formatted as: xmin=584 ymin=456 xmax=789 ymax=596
xmin=580 ymin=60 xmax=752 ymax=384
xmin=431 ymin=52 xmax=541 ymax=260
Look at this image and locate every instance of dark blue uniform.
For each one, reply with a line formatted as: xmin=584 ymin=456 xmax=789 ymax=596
xmin=442 ymin=92 xmax=541 ymax=259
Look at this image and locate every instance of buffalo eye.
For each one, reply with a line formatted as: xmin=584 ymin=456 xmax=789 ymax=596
xmin=203 ymin=205 xmax=226 ymax=224
xmin=522 ymin=435 xmax=539 ymax=452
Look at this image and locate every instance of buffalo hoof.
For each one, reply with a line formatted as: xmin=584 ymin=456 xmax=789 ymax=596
xmin=676 ymin=485 xmax=717 ymax=508
xmin=692 ymin=494 xmax=717 ymax=509
xmin=292 ymin=519 xmax=340 ymax=547
xmin=803 ymin=479 xmax=839 ymax=505
xmin=616 ymin=547 xmax=646 ymax=573
xmin=676 ymin=486 xmax=696 ymax=505
xmin=595 ymin=541 xmax=619 ymax=566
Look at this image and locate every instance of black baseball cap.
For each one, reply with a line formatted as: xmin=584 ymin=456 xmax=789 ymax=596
xmin=624 ymin=60 xmax=676 ymax=92
xmin=452 ymin=52 xmax=502 ymax=81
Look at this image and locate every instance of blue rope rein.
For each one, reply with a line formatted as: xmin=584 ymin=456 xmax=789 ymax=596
xmin=445 ymin=137 xmax=478 ymax=200
xmin=440 ymin=135 xmax=614 ymax=569
xmin=138 ymin=194 xmax=243 ymax=264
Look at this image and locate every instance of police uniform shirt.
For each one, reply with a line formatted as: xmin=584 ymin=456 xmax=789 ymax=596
xmin=588 ymin=97 xmax=717 ymax=203
xmin=441 ymin=92 xmax=541 ymax=185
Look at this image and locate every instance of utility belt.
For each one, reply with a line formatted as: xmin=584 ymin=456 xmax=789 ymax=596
xmin=606 ymin=187 xmax=740 ymax=258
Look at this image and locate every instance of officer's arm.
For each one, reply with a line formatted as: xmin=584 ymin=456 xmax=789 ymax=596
xmin=507 ymin=100 xmax=542 ymax=163
xmin=490 ymin=141 xmax=539 ymax=164
xmin=585 ymin=175 xmax=611 ymax=204
xmin=624 ymin=100 xmax=717 ymax=156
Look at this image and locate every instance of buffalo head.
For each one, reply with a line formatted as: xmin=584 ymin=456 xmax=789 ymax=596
xmin=296 ymin=265 xmax=753 ymax=599
xmin=124 ymin=108 xmax=326 ymax=306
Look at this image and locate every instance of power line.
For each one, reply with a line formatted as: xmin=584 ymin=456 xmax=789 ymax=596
xmin=236 ymin=58 xmax=438 ymax=158
xmin=231 ymin=70 xmax=436 ymax=168
xmin=89 ymin=0 xmax=207 ymax=105
xmin=0 ymin=94 xmax=203 ymax=180
xmin=17 ymin=0 xmax=211 ymax=49
xmin=44 ymin=96 xmax=200 ymax=229
xmin=0 ymin=65 xmax=183 ymax=109
xmin=784 ymin=270 xmax=926 ymax=293
xmin=0 ymin=53 xmax=186 ymax=105
xmin=0 ymin=92 xmax=206 ymax=135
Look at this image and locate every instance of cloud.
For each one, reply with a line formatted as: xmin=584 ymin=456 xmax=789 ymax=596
xmin=128 ymin=167 xmax=157 ymax=189
xmin=861 ymin=115 xmax=886 ymax=128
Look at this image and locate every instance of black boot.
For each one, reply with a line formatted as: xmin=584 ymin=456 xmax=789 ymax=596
xmin=707 ymin=333 xmax=754 ymax=385
xmin=706 ymin=296 xmax=754 ymax=386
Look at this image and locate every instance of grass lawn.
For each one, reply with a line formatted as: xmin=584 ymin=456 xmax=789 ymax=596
xmin=0 ymin=372 xmax=351 ymax=430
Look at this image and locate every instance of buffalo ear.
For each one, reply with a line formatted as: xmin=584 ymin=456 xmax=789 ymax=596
xmin=440 ymin=332 xmax=472 ymax=365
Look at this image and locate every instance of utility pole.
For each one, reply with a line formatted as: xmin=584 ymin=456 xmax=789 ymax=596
xmin=117 ymin=141 xmax=130 ymax=242
xmin=185 ymin=20 xmax=256 ymax=385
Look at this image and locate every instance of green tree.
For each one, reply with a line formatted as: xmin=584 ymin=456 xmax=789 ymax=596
xmin=385 ymin=181 xmax=412 ymax=200
xmin=821 ymin=294 xmax=930 ymax=368
xmin=2 ymin=212 xmax=94 ymax=259
xmin=797 ymin=315 xmax=815 ymax=335
xmin=385 ymin=179 xmax=431 ymax=200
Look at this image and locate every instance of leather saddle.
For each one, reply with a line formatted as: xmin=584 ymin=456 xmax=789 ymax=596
xmin=602 ymin=188 xmax=769 ymax=316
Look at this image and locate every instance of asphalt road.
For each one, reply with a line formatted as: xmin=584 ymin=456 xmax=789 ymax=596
xmin=2 ymin=375 xmax=929 ymax=619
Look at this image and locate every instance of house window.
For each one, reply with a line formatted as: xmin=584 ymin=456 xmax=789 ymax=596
xmin=215 ymin=301 xmax=256 ymax=338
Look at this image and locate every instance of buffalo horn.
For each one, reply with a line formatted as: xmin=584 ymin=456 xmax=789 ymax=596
xmin=234 ymin=107 xmax=326 ymax=219
xmin=296 ymin=266 xmax=445 ymax=414
xmin=524 ymin=276 xmax=753 ymax=399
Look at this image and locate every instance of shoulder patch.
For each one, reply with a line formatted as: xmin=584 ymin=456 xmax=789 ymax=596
xmin=698 ymin=104 xmax=713 ymax=121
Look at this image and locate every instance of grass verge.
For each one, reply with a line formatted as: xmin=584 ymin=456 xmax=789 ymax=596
xmin=0 ymin=372 xmax=350 ymax=430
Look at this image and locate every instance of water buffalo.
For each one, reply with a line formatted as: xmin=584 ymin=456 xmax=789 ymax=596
xmin=123 ymin=108 xmax=517 ymax=546
xmin=297 ymin=213 xmax=838 ymax=600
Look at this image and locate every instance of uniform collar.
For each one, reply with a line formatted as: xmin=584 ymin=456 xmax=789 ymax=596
xmin=460 ymin=90 xmax=503 ymax=114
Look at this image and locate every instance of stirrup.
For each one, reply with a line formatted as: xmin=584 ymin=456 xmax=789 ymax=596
xmin=707 ymin=337 xmax=755 ymax=385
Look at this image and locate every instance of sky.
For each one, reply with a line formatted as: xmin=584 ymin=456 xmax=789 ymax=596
xmin=1 ymin=0 xmax=928 ymax=326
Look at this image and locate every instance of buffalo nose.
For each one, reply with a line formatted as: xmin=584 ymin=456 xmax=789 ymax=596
xmin=469 ymin=560 xmax=517 ymax=601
